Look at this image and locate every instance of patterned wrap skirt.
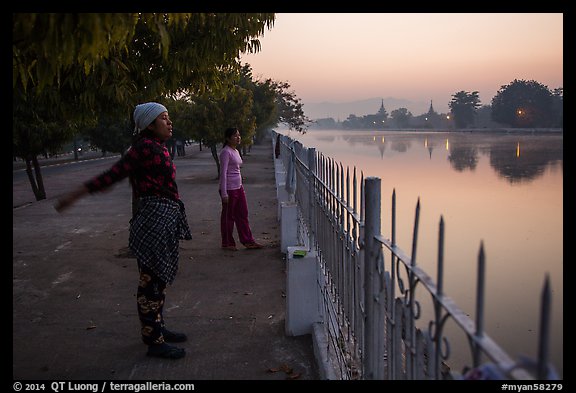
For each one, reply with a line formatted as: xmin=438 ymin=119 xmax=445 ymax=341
xmin=129 ymin=196 xmax=192 ymax=284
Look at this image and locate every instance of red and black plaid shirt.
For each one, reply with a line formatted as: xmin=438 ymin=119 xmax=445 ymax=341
xmin=84 ymin=136 xmax=179 ymax=201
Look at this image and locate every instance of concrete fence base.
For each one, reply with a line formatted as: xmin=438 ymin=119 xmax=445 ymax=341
xmin=280 ymin=203 xmax=298 ymax=253
xmin=311 ymin=322 xmax=340 ymax=380
xmin=285 ymin=246 xmax=320 ymax=336
xmin=273 ymin=134 xmax=342 ymax=379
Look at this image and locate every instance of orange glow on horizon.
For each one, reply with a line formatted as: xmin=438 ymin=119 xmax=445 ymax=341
xmin=242 ymin=13 xmax=562 ymax=116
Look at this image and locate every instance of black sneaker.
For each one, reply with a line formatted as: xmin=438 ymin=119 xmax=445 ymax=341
xmin=162 ymin=328 xmax=187 ymax=343
xmin=146 ymin=343 xmax=185 ymax=359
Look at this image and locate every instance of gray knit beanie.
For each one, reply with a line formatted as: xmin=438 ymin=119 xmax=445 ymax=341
xmin=133 ymin=102 xmax=168 ymax=133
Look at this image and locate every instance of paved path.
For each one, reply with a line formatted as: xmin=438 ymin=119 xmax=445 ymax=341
xmin=13 ymin=135 xmax=319 ymax=381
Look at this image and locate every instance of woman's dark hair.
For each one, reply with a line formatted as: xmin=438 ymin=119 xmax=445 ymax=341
xmin=222 ymin=127 xmax=239 ymax=148
xmin=132 ymin=128 xmax=156 ymax=145
xmin=131 ymin=119 xmax=157 ymax=145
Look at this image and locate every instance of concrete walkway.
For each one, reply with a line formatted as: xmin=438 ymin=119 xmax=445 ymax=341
xmin=13 ymin=134 xmax=319 ymax=380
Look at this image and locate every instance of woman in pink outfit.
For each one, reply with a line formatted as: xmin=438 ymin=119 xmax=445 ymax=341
xmin=219 ymin=127 xmax=263 ymax=251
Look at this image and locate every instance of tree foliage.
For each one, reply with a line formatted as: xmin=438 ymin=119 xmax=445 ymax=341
xmin=271 ymin=80 xmax=312 ymax=132
xmin=448 ymin=91 xmax=481 ymax=128
xmin=238 ymin=64 xmax=278 ymax=142
xmin=237 ymin=64 xmax=312 ymax=137
xmin=13 ymin=14 xmax=273 ymax=95
xmin=82 ymin=115 xmax=133 ymax=155
xmin=551 ymin=88 xmax=563 ymax=128
xmin=491 ymin=79 xmax=558 ymax=127
xmin=12 ymin=13 xmax=275 ymax=200
xmin=14 ymin=13 xmax=275 ymax=119
xmin=218 ymin=85 xmax=256 ymax=145
xmin=390 ymin=108 xmax=413 ymax=128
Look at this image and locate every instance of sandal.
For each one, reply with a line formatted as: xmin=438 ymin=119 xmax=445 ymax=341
xmin=222 ymin=245 xmax=238 ymax=251
xmin=146 ymin=343 xmax=186 ymax=359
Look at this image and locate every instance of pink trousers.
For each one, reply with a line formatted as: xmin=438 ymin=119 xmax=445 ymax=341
xmin=220 ymin=186 xmax=256 ymax=247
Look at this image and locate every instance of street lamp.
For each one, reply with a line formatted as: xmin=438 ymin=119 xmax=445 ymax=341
xmin=516 ymin=108 xmax=525 ymax=127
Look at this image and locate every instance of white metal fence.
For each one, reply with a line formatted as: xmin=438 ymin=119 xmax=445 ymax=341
xmin=273 ymin=131 xmax=558 ymax=380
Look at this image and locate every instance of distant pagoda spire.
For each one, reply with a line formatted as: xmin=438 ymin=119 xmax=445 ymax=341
xmin=428 ymin=100 xmax=436 ymax=115
xmin=428 ymin=99 xmax=436 ymax=115
xmin=378 ymin=99 xmax=386 ymax=114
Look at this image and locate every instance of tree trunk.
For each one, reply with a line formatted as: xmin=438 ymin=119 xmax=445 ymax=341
xmin=73 ymin=139 xmax=79 ymax=160
xmin=25 ymin=155 xmax=46 ymax=201
xmin=210 ymin=145 xmax=220 ymax=179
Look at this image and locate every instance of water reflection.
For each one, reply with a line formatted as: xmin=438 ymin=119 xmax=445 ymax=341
xmin=448 ymin=143 xmax=479 ymax=171
xmin=335 ymin=131 xmax=563 ymax=184
xmin=488 ymin=137 xmax=563 ymax=183
xmin=282 ymin=128 xmax=563 ymax=377
xmin=391 ymin=138 xmax=409 ymax=153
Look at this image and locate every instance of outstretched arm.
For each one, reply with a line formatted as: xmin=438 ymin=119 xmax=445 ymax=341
xmin=55 ymin=149 xmax=136 ymax=213
xmin=54 ymin=184 xmax=90 ymax=212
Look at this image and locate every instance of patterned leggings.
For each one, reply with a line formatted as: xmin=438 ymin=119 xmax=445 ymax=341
xmin=136 ymin=266 xmax=167 ymax=345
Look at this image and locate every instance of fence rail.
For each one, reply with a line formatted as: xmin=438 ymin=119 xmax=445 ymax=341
xmin=273 ymin=131 xmax=557 ymax=380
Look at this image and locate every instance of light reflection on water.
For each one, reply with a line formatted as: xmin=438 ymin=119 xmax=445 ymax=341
xmin=282 ymin=129 xmax=563 ymax=377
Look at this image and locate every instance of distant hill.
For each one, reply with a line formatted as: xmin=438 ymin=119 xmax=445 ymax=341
xmin=302 ymin=97 xmax=441 ymax=121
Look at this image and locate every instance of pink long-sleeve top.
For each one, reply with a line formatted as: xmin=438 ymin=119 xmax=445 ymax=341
xmin=219 ymin=145 xmax=243 ymax=198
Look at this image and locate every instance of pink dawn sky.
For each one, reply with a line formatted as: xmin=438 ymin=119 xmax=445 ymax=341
xmin=240 ymin=13 xmax=563 ymax=115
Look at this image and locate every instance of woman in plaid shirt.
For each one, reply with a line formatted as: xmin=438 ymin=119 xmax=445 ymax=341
xmin=55 ymin=102 xmax=191 ymax=359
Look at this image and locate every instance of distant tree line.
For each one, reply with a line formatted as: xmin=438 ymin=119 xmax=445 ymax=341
xmin=312 ymin=79 xmax=563 ymax=130
xmin=13 ymin=13 xmax=311 ymax=201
